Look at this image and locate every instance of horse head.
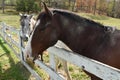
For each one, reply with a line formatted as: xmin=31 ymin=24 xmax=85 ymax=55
xmin=19 ymin=13 xmax=35 ymax=41
xmin=24 ymin=3 xmax=61 ymax=61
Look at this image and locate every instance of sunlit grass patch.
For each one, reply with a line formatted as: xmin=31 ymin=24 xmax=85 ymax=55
xmin=0 ymin=12 xmax=19 ymax=28
xmin=78 ymin=12 xmax=120 ymax=29
xmin=0 ymin=38 xmax=32 ymax=80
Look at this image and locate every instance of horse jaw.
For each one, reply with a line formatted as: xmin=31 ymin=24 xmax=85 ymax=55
xmin=24 ymin=32 xmax=33 ymax=61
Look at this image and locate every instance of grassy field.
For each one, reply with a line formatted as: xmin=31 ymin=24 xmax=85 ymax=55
xmin=0 ymin=9 xmax=120 ymax=80
xmin=79 ymin=13 xmax=120 ymax=29
xmin=0 ymin=9 xmax=19 ymax=28
xmin=0 ymin=38 xmax=34 ymax=80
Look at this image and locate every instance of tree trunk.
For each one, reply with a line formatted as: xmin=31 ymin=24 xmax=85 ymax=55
xmin=112 ymin=0 xmax=116 ymax=17
xmin=93 ymin=0 xmax=97 ymax=15
xmin=2 ymin=0 xmax=5 ymax=13
xmin=72 ymin=0 xmax=76 ymax=11
xmin=68 ymin=0 xmax=71 ymax=7
xmin=80 ymin=0 xmax=83 ymax=11
xmin=48 ymin=0 xmax=50 ymax=6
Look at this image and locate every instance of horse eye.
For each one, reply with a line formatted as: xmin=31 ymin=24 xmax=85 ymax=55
xmin=40 ymin=27 xmax=46 ymax=31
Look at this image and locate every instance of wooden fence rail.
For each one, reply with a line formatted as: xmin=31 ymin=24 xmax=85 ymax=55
xmin=47 ymin=47 xmax=120 ymax=80
xmin=0 ymin=22 xmax=120 ymax=80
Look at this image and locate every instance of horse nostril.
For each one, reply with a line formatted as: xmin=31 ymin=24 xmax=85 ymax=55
xmin=23 ymin=37 xmax=28 ymax=41
xmin=26 ymin=37 xmax=28 ymax=41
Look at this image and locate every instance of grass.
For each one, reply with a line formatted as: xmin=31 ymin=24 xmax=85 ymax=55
xmin=0 ymin=12 xmax=19 ymax=28
xmin=0 ymin=9 xmax=120 ymax=80
xmin=0 ymin=38 xmax=32 ymax=80
xmin=78 ymin=13 xmax=120 ymax=29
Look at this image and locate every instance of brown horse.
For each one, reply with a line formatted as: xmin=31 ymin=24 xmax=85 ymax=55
xmin=24 ymin=14 xmax=72 ymax=80
xmin=24 ymin=3 xmax=120 ymax=80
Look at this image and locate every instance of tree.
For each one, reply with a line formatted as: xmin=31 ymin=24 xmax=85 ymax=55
xmin=16 ymin=0 xmax=40 ymax=13
xmin=10 ymin=0 xmax=14 ymax=6
xmin=98 ymin=0 xmax=107 ymax=14
xmin=93 ymin=0 xmax=97 ymax=15
xmin=106 ymin=0 xmax=115 ymax=17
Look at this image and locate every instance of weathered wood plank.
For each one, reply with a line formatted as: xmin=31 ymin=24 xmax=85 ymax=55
xmin=35 ymin=59 xmax=64 ymax=80
xmin=1 ymin=22 xmax=19 ymax=33
xmin=4 ymin=33 xmax=19 ymax=47
xmin=49 ymin=53 xmax=57 ymax=80
xmin=47 ymin=47 xmax=120 ymax=80
xmin=21 ymin=60 xmax=41 ymax=80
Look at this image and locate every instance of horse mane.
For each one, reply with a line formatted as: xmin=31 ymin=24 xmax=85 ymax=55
xmin=52 ymin=9 xmax=104 ymax=28
xmin=37 ymin=9 xmax=115 ymax=33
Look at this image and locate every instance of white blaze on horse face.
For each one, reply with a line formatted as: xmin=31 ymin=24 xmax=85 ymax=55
xmin=35 ymin=19 xmax=40 ymax=28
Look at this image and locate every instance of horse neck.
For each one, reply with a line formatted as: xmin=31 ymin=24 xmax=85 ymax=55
xmin=59 ymin=16 xmax=107 ymax=54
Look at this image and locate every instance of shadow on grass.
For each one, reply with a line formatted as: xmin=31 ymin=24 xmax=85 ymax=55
xmin=4 ymin=10 xmax=19 ymax=15
xmin=0 ymin=39 xmax=31 ymax=80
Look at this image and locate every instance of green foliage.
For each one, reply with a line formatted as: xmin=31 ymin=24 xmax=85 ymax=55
xmin=33 ymin=3 xmax=41 ymax=12
xmin=69 ymin=66 xmax=74 ymax=71
xmin=106 ymin=1 xmax=114 ymax=16
xmin=16 ymin=0 xmax=26 ymax=12
xmin=16 ymin=0 xmax=40 ymax=13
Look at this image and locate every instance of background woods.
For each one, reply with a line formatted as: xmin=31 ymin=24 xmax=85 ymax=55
xmin=0 ymin=0 xmax=120 ymax=18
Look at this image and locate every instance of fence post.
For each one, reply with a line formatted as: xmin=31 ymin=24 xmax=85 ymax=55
xmin=1 ymin=23 xmax=4 ymax=37
xmin=9 ymin=34 xmax=12 ymax=46
xmin=18 ymin=30 xmax=24 ymax=61
xmin=49 ymin=53 xmax=56 ymax=80
xmin=2 ymin=23 xmax=7 ymax=41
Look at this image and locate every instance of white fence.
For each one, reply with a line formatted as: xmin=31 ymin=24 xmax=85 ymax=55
xmin=0 ymin=22 xmax=120 ymax=80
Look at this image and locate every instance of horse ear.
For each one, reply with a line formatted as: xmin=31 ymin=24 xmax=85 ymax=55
xmin=43 ymin=2 xmax=52 ymax=17
xmin=29 ymin=15 xmax=33 ymax=19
